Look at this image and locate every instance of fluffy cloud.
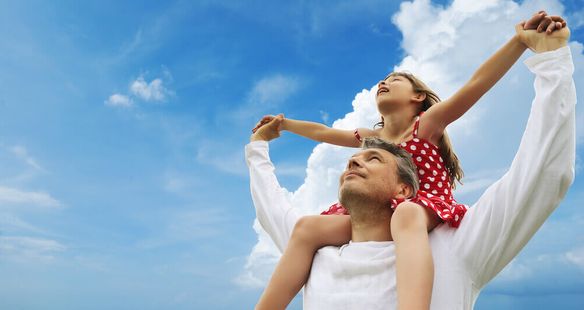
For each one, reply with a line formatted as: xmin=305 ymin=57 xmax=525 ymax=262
xmin=130 ymin=76 xmax=170 ymax=102
xmin=238 ymin=0 xmax=584 ymax=291
xmin=105 ymin=93 xmax=133 ymax=108
xmin=105 ymin=73 xmax=173 ymax=108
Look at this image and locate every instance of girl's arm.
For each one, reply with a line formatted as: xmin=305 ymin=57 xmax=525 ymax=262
xmin=282 ymin=118 xmax=376 ymax=147
xmin=252 ymin=114 xmax=378 ymax=148
xmin=420 ymin=13 xmax=565 ymax=139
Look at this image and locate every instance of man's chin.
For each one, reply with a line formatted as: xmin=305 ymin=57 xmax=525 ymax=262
xmin=339 ymin=187 xmax=368 ymax=206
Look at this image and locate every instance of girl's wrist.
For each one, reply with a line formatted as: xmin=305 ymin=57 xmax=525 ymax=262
xmin=280 ymin=118 xmax=289 ymax=131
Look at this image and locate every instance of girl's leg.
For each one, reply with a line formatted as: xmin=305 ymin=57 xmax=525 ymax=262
xmin=255 ymin=215 xmax=352 ymax=310
xmin=390 ymin=202 xmax=441 ymax=310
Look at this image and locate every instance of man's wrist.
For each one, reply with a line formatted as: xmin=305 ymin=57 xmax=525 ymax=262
xmin=511 ymin=34 xmax=528 ymax=50
xmin=250 ymin=132 xmax=268 ymax=142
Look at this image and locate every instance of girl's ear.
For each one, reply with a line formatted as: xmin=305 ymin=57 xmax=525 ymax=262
xmin=412 ymin=92 xmax=427 ymax=104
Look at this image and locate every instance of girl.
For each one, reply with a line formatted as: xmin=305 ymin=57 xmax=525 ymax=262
xmin=252 ymin=12 xmax=566 ymax=310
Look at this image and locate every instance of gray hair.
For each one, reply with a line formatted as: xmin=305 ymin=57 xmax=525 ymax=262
xmin=362 ymin=137 xmax=419 ymax=195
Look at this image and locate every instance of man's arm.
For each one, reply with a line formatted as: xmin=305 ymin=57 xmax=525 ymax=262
xmin=246 ymin=116 xmax=302 ymax=253
xmin=451 ymin=43 xmax=576 ymax=288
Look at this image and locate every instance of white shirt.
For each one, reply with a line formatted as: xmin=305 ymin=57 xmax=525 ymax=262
xmin=245 ymin=46 xmax=576 ymax=310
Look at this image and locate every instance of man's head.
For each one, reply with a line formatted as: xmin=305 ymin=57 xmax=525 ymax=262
xmin=339 ymin=137 xmax=418 ymax=215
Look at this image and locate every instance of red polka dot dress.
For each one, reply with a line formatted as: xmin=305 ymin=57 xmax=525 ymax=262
xmin=320 ymin=113 xmax=468 ymax=228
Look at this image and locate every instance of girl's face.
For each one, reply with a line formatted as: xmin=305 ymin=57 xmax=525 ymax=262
xmin=376 ymin=75 xmax=417 ymax=113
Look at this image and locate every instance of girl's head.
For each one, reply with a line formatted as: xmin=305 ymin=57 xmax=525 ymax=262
xmin=375 ymin=71 xmax=464 ymax=188
xmin=376 ymin=72 xmax=440 ymax=113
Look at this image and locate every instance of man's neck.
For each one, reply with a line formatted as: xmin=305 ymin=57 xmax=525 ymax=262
xmin=349 ymin=208 xmax=393 ymax=242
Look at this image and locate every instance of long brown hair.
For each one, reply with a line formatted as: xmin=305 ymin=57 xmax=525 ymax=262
xmin=375 ymin=72 xmax=463 ymax=189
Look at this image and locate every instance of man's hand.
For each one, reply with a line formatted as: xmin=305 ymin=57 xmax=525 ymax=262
xmin=516 ymin=11 xmax=570 ymax=53
xmin=250 ymin=114 xmax=284 ymax=142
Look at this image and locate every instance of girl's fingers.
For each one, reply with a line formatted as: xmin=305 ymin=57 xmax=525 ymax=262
xmin=537 ymin=16 xmax=552 ymax=32
xmin=546 ymin=20 xmax=557 ymax=34
xmin=524 ymin=11 xmax=546 ymax=29
xmin=252 ymin=116 xmax=276 ymax=132
xmin=549 ymin=15 xmax=565 ymax=23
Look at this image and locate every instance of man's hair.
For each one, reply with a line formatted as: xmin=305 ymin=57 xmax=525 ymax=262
xmin=362 ymin=137 xmax=419 ymax=195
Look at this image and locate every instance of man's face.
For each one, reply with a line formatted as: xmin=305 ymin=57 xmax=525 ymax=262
xmin=339 ymin=148 xmax=401 ymax=207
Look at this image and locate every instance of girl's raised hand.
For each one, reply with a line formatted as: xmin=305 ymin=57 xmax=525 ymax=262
xmin=516 ymin=14 xmax=569 ymax=53
xmin=252 ymin=114 xmax=284 ymax=133
xmin=522 ymin=10 xmax=567 ymax=34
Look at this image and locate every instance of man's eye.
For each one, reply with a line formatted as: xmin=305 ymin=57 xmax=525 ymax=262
xmin=370 ymin=156 xmax=381 ymax=162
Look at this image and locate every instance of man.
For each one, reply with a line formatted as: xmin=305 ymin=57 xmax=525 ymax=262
xmin=245 ymin=20 xmax=575 ymax=309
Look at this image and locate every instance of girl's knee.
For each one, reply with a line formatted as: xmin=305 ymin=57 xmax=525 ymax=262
xmin=291 ymin=215 xmax=323 ymax=243
xmin=391 ymin=202 xmax=428 ymax=233
xmin=291 ymin=215 xmax=351 ymax=247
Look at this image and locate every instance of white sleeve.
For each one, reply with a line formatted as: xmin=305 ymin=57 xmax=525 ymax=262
xmin=451 ymin=46 xmax=576 ymax=288
xmin=245 ymin=141 xmax=302 ymax=253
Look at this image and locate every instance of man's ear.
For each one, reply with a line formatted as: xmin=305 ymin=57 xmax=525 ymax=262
xmin=394 ymin=183 xmax=414 ymax=199
xmin=411 ymin=92 xmax=426 ymax=104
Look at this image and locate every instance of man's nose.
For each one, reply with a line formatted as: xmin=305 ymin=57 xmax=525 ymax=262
xmin=348 ymin=157 xmax=362 ymax=169
xmin=377 ymin=80 xmax=386 ymax=88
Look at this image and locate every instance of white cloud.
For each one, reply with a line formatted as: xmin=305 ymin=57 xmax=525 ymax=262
xmin=228 ymin=74 xmax=303 ymax=122
xmin=233 ymin=220 xmax=281 ymax=288
xmin=0 ymin=186 xmax=63 ymax=208
xmin=0 ymin=236 xmax=66 ymax=263
xmin=452 ymin=168 xmax=507 ymax=197
xmin=273 ymin=162 xmax=307 ymax=178
xmin=492 ymin=245 xmax=584 ymax=286
xmin=249 ymin=74 xmax=300 ymax=105
xmin=105 ymin=72 xmax=173 ymax=108
xmin=567 ymin=9 xmax=584 ymax=30
xmin=8 ymin=145 xmax=43 ymax=171
xmin=238 ymin=0 xmax=584 ymax=289
xmin=130 ymin=76 xmax=170 ymax=102
xmin=105 ymin=93 xmax=133 ymax=108
xmin=565 ymin=247 xmax=584 ymax=270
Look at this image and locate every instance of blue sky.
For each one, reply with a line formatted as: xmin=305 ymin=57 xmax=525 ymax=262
xmin=0 ymin=0 xmax=583 ymax=309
